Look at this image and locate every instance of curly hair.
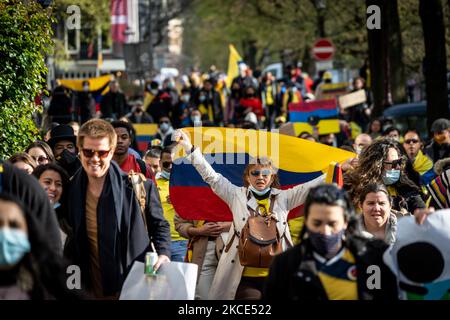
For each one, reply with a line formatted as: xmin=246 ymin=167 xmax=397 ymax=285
xmin=344 ymin=138 xmax=419 ymax=207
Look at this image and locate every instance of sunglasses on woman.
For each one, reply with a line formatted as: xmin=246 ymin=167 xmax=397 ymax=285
xmin=81 ymin=149 xmax=111 ymax=159
xmin=250 ymin=169 xmax=272 ymax=177
xmin=32 ymin=155 xmax=48 ymax=164
xmin=383 ymin=159 xmax=403 ymax=169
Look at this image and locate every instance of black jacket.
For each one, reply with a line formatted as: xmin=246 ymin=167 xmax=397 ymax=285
xmin=63 ymin=161 xmax=171 ymax=296
xmin=100 ymin=91 xmax=128 ymax=119
xmin=389 ymin=180 xmax=426 ymax=214
xmin=425 ymin=141 xmax=450 ymax=163
xmin=263 ymin=235 xmax=398 ymax=301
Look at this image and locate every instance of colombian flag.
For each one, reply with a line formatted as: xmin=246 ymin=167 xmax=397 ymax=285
xmin=170 ymin=127 xmax=354 ymax=221
xmin=289 ymin=99 xmax=340 ymax=135
xmin=133 ymin=123 xmax=158 ymax=153
xmin=58 ymin=74 xmax=113 ymax=111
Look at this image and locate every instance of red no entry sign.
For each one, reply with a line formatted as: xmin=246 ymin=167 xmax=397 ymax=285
xmin=312 ymin=38 xmax=335 ymax=61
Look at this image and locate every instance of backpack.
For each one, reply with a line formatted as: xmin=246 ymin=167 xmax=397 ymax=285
xmin=227 ymin=194 xmax=283 ymax=268
xmin=128 ymin=170 xmax=148 ymax=229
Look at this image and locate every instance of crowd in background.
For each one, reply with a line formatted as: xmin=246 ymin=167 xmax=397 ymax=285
xmin=1 ymin=63 xmax=450 ymax=300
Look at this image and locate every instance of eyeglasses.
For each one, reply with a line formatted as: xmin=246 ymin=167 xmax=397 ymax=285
xmin=383 ymin=159 xmax=403 ymax=169
xmin=250 ymin=169 xmax=272 ymax=177
xmin=404 ymin=139 xmax=419 ymax=145
xmin=32 ymin=155 xmax=48 ymax=164
xmin=81 ymin=149 xmax=111 ymax=159
xmin=159 ymin=121 xmax=170 ymax=125
xmin=162 ymin=161 xmax=172 ymax=169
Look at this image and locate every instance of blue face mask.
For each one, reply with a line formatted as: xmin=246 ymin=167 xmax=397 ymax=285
xmin=160 ymin=170 xmax=170 ymax=180
xmin=160 ymin=123 xmax=170 ymax=132
xmin=248 ymin=185 xmax=271 ymax=196
xmin=307 ymin=228 xmax=345 ymax=258
xmin=0 ymin=228 xmax=31 ymax=267
xmin=383 ymin=169 xmax=401 ymax=185
xmin=53 ymin=202 xmax=61 ymax=209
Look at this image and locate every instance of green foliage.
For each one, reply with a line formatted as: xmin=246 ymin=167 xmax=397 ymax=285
xmin=183 ymin=0 xmax=449 ymax=75
xmin=0 ymin=0 xmax=53 ymax=159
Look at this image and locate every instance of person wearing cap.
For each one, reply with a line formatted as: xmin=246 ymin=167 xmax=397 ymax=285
xmin=425 ymin=118 xmax=450 ymax=163
xmin=314 ymin=71 xmax=333 ymax=100
xmin=47 ymin=124 xmax=81 ymax=178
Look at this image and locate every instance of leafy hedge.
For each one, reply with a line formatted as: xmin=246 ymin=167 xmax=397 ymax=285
xmin=0 ymin=0 xmax=53 ymax=159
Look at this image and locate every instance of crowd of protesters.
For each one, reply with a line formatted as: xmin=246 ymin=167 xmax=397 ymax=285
xmin=1 ymin=63 xmax=450 ymax=300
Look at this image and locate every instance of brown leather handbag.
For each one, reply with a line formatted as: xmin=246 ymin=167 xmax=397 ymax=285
xmin=237 ymin=195 xmax=283 ymax=268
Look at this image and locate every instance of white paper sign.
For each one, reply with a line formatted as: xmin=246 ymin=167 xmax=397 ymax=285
xmin=338 ymin=90 xmax=367 ymax=109
xmin=119 ymin=261 xmax=198 ymax=300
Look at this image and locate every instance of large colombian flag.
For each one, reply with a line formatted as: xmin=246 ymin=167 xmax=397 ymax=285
xmin=170 ymin=127 xmax=354 ymax=221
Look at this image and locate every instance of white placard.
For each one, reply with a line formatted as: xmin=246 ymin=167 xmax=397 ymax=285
xmin=120 ymin=261 xmax=198 ymax=300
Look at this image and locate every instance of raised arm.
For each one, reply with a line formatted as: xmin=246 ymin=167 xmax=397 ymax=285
xmin=174 ymin=129 xmax=239 ymax=205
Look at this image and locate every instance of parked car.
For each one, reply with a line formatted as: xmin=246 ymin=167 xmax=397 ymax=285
xmin=382 ymin=102 xmax=450 ymax=140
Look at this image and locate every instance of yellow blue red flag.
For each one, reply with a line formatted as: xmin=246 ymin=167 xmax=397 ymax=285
xmin=170 ymin=127 xmax=355 ymax=221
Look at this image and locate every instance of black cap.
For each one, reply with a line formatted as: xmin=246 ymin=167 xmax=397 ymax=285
xmin=47 ymin=124 xmax=77 ymax=149
xmin=431 ymin=118 xmax=450 ymax=133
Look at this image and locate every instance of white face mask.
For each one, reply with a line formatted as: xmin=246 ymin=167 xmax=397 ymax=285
xmin=248 ymin=185 xmax=271 ymax=196
xmin=160 ymin=170 xmax=170 ymax=180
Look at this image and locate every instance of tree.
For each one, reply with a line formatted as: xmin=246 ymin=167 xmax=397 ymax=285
xmin=0 ymin=0 xmax=54 ymax=159
xmin=420 ymin=0 xmax=449 ymax=132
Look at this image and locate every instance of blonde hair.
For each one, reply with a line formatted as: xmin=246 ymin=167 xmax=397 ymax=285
xmin=77 ymin=119 xmax=117 ymax=149
xmin=242 ymin=157 xmax=280 ymax=188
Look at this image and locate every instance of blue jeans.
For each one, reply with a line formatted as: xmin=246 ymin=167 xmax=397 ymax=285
xmin=171 ymin=240 xmax=188 ymax=262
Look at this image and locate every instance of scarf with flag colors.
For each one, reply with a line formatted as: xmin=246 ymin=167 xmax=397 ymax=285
xmin=169 ymin=127 xmax=354 ymax=221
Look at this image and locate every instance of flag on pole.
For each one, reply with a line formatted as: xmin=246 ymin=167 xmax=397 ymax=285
xmin=225 ymin=44 xmax=243 ymax=88
xmin=111 ymin=0 xmax=127 ymax=43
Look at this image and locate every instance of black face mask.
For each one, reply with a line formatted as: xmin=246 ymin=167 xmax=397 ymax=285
xmin=306 ymin=227 xmax=345 ymax=258
xmin=57 ymin=148 xmax=77 ymax=165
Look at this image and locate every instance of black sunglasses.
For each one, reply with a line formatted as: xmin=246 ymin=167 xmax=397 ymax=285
xmin=250 ymin=169 xmax=272 ymax=177
xmin=384 ymin=159 xmax=403 ymax=168
xmin=82 ymin=149 xmax=111 ymax=158
xmin=404 ymin=139 xmax=419 ymax=144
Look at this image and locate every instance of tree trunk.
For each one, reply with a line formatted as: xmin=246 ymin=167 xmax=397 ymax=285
xmin=366 ymin=0 xmax=389 ymax=118
xmin=419 ymin=0 xmax=449 ymax=132
xmin=388 ymin=0 xmax=406 ymax=103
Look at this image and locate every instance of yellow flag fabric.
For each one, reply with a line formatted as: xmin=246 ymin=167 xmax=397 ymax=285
xmin=58 ymin=74 xmax=113 ymax=92
xmin=175 ymin=127 xmax=355 ymax=174
xmin=225 ymin=44 xmax=243 ymax=89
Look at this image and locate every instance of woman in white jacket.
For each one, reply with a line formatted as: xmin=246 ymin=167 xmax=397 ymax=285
xmin=174 ymin=129 xmax=325 ymax=300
